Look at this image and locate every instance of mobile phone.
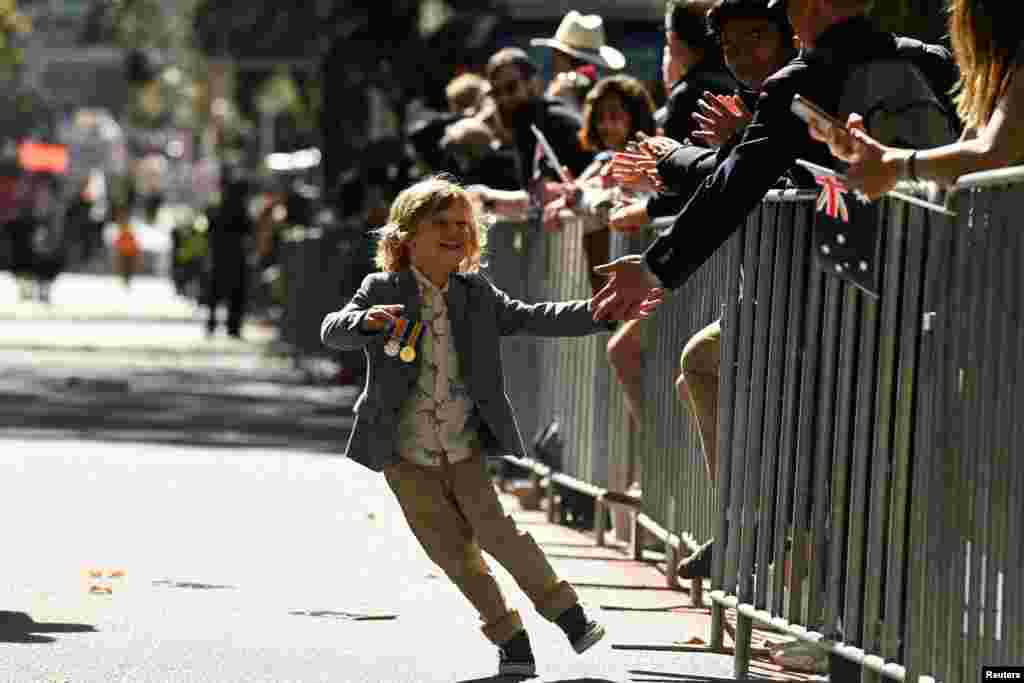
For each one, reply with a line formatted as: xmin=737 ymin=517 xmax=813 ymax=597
xmin=791 ymin=94 xmax=844 ymax=134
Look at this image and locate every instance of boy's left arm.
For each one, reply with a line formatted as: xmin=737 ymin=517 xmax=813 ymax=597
xmin=488 ymin=280 xmax=612 ymax=337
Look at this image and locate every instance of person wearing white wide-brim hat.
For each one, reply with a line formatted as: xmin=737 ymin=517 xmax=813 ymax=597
xmin=530 ymin=10 xmax=627 ymax=73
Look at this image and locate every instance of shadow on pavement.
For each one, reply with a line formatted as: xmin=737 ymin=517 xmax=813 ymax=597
xmin=0 ymin=611 xmax=97 ymax=644
xmin=0 ymin=362 xmax=357 ymax=453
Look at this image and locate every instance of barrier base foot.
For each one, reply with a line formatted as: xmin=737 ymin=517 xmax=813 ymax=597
xmin=611 ymin=642 xmax=771 ymax=657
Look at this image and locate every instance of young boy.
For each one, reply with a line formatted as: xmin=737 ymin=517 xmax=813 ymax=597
xmin=321 ymin=175 xmax=661 ymax=676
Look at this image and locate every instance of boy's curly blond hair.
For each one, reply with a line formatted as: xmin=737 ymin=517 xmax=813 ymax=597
xmin=374 ymin=175 xmax=488 ymax=274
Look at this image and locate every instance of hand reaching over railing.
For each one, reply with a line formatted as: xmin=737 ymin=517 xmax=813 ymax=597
xmin=691 ymin=93 xmax=752 ymax=148
xmin=591 ymin=255 xmax=666 ymax=322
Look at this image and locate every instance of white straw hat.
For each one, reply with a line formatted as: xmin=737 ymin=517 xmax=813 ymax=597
xmin=530 ymin=11 xmax=626 ymax=71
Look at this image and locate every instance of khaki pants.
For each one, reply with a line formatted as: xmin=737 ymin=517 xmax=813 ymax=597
xmin=678 ymin=319 xmax=721 ymax=482
xmin=384 ymin=456 xmax=578 ymax=645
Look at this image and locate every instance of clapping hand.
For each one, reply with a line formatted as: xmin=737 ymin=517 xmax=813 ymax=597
xmin=609 ymin=137 xmax=667 ymax=194
xmin=691 ymin=93 xmax=752 ymax=148
xmin=362 ymin=304 xmax=405 ymax=332
xmin=635 ymin=131 xmax=683 ymax=160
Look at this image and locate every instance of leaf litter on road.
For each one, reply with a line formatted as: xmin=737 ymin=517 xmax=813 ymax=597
xmin=289 ymin=609 xmax=397 ymax=621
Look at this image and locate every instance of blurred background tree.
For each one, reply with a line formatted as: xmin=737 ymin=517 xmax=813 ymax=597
xmin=1 ymin=0 xmax=31 ymax=79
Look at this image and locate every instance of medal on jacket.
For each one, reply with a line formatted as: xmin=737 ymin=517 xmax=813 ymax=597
xmin=384 ymin=317 xmax=408 ymax=357
xmin=400 ymin=321 xmax=424 ymax=363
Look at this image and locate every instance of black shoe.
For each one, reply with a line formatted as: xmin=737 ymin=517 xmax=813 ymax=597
xmin=498 ymin=630 xmax=536 ymax=677
xmin=555 ymin=604 xmax=606 ymax=654
xmin=678 ymin=541 xmax=714 ymax=579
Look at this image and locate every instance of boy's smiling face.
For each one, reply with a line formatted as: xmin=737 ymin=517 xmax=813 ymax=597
xmin=408 ymin=198 xmax=474 ymax=286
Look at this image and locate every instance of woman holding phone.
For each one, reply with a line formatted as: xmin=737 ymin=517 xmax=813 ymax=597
xmin=812 ymin=0 xmax=1024 ymax=198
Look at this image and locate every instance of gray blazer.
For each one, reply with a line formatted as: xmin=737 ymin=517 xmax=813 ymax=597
xmin=321 ymin=269 xmax=609 ymax=472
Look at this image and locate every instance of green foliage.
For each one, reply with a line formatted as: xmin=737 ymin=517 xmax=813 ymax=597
xmin=0 ymin=0 xmax=30 ymax=79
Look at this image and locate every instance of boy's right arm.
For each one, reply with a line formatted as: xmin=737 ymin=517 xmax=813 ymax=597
xmin=321 ymin=275 xmax=387 ymax=351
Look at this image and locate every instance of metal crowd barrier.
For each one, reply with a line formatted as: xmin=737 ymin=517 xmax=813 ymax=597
xmin=485 ymin=168 xmax=1024 ymax=682
xmin=284 ymin=170 xmax=1022 ymax=680
xmin=278 ymin=218 xmax=374 ymax=363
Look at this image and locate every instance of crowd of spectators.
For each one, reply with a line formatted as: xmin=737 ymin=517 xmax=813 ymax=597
xmin=393 ymin=0 xmax=1020 ymax=672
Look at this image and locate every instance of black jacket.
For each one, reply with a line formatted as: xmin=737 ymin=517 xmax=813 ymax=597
xmin=647 ymin=87 xmax=760 ymax=220
xmin=643 ymin=16 xmax=957 ymax=289
xmin=658 ymin=58 xmax=743 ymax=145
xmin=510 ymin=96 xmax=592 ymax=189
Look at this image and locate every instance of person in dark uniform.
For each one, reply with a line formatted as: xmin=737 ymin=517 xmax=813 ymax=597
xmin=657 ymin=0 xmax=743 ymax=145
xmin=612 ymin=0 xmax=797 ymax=232
xmin=469 ymin=48 xmax=592 ymax=219
xmin=592 ymin=0 xmax=958 ymax=315
xmin=205 ymin=179 xmax=253 ymax=339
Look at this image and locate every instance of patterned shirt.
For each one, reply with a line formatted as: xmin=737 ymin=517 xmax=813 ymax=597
xmin=395 ymin=268 xmax=480 ymax=466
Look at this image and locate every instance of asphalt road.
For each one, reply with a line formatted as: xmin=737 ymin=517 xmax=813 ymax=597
xmin=0 ymin=270 xmax=749 ymax=682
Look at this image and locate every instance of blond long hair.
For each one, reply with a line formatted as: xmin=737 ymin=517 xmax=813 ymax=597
xmin=950 ymin=0 xmax=1021 ymax=130
xmin=373 ymin=175 xmax=488 ymax=273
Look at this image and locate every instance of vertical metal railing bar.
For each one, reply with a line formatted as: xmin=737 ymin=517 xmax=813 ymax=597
xmin=954 ymin=186 xmax=983 ymax=681
xmin=977 ymin=188 xmax=1007 ymax=666
xmin=826 ymin=281 xmax=860 ymax=644
xmin=571 ymin=228 xmax=591 ymax=482
xmin=939 ymin=192 xmax=973 ymax=683
xmin=551 ymin=224 xmax=565 ymax=474
xmin=566 ymin=226 xmax=583 ymax=481
xmin=903 ymin=198 xmax=952 ymax=680
xmin=810 ymin=276 xmax=843 ymax=636
xmin=710 ymin=225 xmax=745 ymax=649
xmin=964 ymin=187 xmax=996 ymax=681
xmin=732 ymin=203 xmax=776 ymax=677
xmin=561 ymin=224 xmax=576 ymax=478
xmin=1010 ymin=204 xmax=1024 ymax=665
xmin=675 ymin=269 xmax=697 ymax=539
xmin=591 ymin=334 xmax=611 ymax=488
xmin=724 ymin=209 xmax=764 ymax=603
xmin=857 ymin=199 xmax=901 ymax=662
xmin=883 ymin=201 xmax=929 ymax=668
xmin=533 ymin=222 xmax=553 ymax=461
xmin=649 ymin=294 xmax=673 ymax=555
xmin=988 ymin=189 xmax=1016 ymax=665
xmin=771 ymin=204 xmax=813 ymax=617
xmin=757 ymin=201 xmax=796 ymax=614
xmin=739 ymin=202 xmax=780 ymax=616
xmin=788 ymin=266 xmax=827 ymax=626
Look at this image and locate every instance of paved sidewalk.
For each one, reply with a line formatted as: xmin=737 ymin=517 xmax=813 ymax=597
xmin=0 ymin=273 xmax=278 ymax=356
xmin=498 ymin=491 xmax=825 ymax=682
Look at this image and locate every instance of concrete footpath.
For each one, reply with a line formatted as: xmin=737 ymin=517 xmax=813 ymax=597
xmin=0 ymin=273 xmax=277 ymax=356
xmin=497 ymin=493 xmax=823 ymax=682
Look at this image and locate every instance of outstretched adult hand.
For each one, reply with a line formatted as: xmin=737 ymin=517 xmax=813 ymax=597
xmin=809 ymin=112 xmax=900 ymax=200
xmin=591 ymin=255 xmax=665 ymax=322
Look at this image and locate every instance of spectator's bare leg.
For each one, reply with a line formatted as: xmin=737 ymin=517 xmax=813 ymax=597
xmin=679 ymin=320 xmax=722 ymax=482
xmin=607 ymin=319 xmax=645 ymax=429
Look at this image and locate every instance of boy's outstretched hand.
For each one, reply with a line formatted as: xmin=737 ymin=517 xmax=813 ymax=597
xmin=362 ymin=304 xmax=405 ymax=332
xmin=591 ymin=255 xmax=666 ymax=322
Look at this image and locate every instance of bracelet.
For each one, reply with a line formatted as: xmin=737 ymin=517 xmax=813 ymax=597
xmin=906 ymin=151 xmax=920 ymax=182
